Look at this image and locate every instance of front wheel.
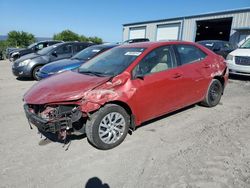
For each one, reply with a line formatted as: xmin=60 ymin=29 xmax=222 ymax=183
xmin=86 ymin=104 xmax=130 ymax=150
xmin=201 ymin=79 xmax=223 ymax=107
xmin=32 ymin=66 xmax=42 ymax=80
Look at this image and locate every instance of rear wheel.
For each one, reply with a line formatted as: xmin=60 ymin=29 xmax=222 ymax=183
xmin=32 ymin=66 xmax=42 ymax=80
xmin=202 ymin=79 xmax=223 ymax=107
xmin=86 ymin=104 xmax=130 ymax=150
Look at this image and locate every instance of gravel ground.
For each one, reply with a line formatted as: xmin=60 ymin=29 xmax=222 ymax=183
xmin=0 ymin=59 xmax=250 ymax=188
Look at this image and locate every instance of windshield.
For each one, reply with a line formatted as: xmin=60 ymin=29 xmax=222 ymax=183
xmin=72 ymin=46 xmax=106 ymax=60
xmin=28 ymin=43 xmax=37 ymax=49
xmin=240 ymin=39 xmax=250 ymax=48
xmin=78 ymin=47 xmax=145 ymax=77
xmin=37 ymin=45 xmax=57 ymax=55
xmin=198 ymin=41 xmax=214 ymax=50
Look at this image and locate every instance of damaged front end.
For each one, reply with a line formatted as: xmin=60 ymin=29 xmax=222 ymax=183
xmin=24 ymin=104 xmax=85 ymax=140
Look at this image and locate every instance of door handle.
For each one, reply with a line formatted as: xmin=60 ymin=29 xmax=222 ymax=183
xmin=173 ymin=73 xmax=182 ymax=78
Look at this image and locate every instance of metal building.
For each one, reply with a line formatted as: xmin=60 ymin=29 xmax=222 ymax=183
xmin=123 ymin=7 xmax=250 ymax=45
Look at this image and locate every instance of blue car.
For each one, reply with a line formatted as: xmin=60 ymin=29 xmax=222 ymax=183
xmin=36 ymin=44 xmax=119 ymax=80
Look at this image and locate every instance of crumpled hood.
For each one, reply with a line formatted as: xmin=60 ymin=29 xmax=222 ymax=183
xmin=24 ymin=71 xmax=111 ymax=104
xmin=40 ymin=59 xmax=84 ymax=74
xmin=230 ymin=48 xmax=250 ymax=57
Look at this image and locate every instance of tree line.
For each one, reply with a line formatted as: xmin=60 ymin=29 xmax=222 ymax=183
xmin=0 ymin=30 xmax=103 ymax=55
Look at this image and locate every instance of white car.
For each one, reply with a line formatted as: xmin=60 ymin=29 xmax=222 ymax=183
xmin=226 ymin=38 xmax=250 ymax=76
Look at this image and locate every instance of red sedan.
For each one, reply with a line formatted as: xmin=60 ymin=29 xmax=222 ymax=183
xmin=23 ymin=41 xmax=228 ymax=149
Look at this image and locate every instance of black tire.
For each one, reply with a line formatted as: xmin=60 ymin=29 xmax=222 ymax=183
xmin=86 ymin=104 xmax=130 ymax=150
xmin=202 ymin=79 xmax=223 ymax=107
xmin=32 ymin=66 xmax=42 ymax=80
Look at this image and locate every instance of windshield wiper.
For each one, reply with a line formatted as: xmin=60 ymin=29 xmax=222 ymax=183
xmin=71 ymin=57 xmax=82 ymax=60
xmin=79 ymin=70 xmax=109 ymax=77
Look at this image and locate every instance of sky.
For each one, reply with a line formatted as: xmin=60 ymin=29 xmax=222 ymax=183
xmin=0 ymin=0 xmax=250 ymax=42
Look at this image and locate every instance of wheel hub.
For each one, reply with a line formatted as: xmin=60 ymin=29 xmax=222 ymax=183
xmin=98 ymin=112 xmax=126 ymax=144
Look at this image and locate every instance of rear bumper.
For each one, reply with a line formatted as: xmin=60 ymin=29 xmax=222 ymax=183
xmin=224 ymin=67 xmax=229 ymax=86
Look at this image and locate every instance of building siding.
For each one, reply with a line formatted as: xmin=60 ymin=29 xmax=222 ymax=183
xmin=123 ymin=8 xmax=250 ymax=45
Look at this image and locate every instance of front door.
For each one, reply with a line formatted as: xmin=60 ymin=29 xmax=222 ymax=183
xmin=131 ymin=45 xmax=184 ymax=122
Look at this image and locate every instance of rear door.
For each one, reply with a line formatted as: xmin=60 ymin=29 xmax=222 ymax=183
xmin=131 ymin=45 xmax=185 ymax=121
xmin=174 ymin=44 xmax=210 ymax=106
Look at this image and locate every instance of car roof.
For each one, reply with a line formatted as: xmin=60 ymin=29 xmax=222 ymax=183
xmin=197 ymin=40 xmax=229 ymax=43
xmin=55 ymin=41 xmax=92 ymax=46
xmin=64 ymin=41 xmax=92 ymax=44
xmin=38 ymin=40 xmax=63 ymax=43
xmin=92 ymin=43 xmax=119 ymax=48
xmin=119 ymin=41 xmax=197 ymax=49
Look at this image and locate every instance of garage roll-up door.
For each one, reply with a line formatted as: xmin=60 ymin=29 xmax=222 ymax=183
xmin=156 ymin=24 xmax=180 ymax=41
xmin=129 ymin=27 xmax=146 ymax=39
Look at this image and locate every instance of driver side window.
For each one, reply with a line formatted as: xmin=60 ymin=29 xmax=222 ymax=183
xmin=133 ymin=46 xmax=174 ymax=77
xmin=37 ymin=44 xmax=44 ymax=50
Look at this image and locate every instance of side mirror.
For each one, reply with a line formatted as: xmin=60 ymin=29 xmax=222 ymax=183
xmin=52 ymin=51 xmax=57 ymax=57
xmin=134 ymin=73 xmax=144 ymax=80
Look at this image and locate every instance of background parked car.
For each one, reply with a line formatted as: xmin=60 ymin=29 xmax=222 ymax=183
xmin=197 ymin=40 xmax=237 ymax=59
xmin=0 ymin=51 xmax=3 ymax=60
xmin=226 ymin=38 xmax=250 ymax=76
xmin=12 ymin=42 xmax=94 ymax=80
xmin=6 ymin=47 xmax=21 ymax=59
xmin=123 ymin=38 xmax=149 ymax=44
xmin=36 ymin=43 xmax=119 ymax=80
xmin=23 ymin=41 xmax=228 ymax=150
xmin=9 ymin=40 xmax=63 ymax=62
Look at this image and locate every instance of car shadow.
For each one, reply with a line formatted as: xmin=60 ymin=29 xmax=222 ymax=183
xmin=38 ymin=130 xmax=86 ymax=146
xmin=229 ymin=74 xmax=250 ymax=81
xmin=16 ymin=77 xmax=35 ymax=81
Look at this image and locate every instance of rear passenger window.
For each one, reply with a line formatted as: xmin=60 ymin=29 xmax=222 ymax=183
xmin=74 ymin=44 xmax=89 ymax=53
xmin=176 ymin=45 xmax=207 ymax=65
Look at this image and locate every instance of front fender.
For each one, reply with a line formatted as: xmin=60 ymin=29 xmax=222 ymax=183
xmin=27 ymin=58 xmax=46 ymax=72
xmin=79 ymin=89 xmax=121 ymax=113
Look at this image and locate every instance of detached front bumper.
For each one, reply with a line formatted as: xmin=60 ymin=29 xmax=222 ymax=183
xmin=24 ymin=104 xmax=62 ymax=133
